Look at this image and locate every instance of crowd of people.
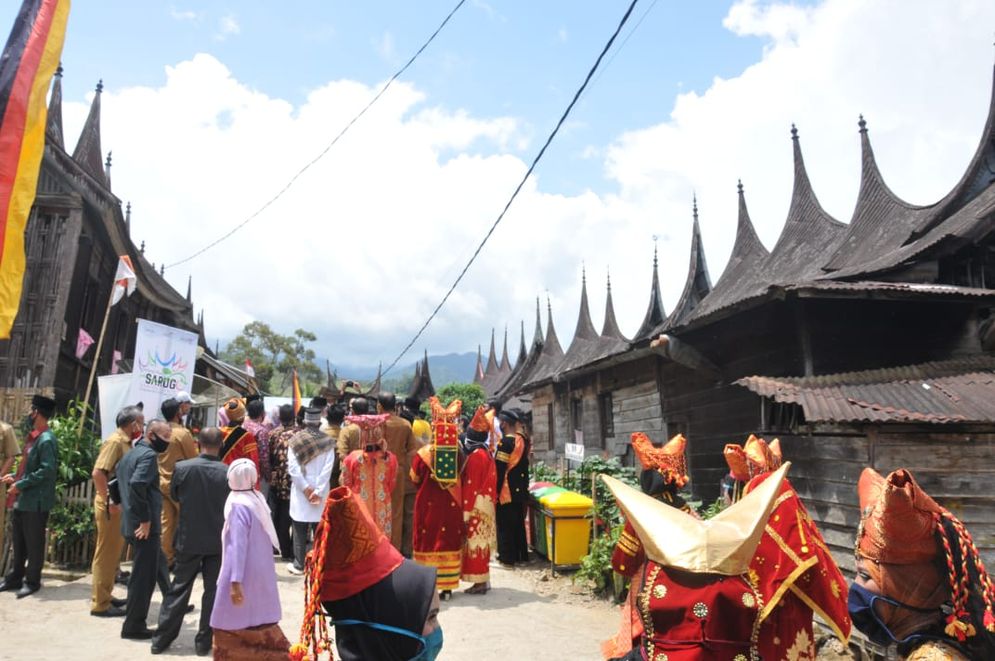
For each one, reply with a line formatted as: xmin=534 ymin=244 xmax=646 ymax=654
xmin=2 ymin=389 xmax=995 ymax=659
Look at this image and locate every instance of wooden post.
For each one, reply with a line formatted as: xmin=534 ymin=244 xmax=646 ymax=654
xmin=79 ymin=288 xmax=116 ymax=430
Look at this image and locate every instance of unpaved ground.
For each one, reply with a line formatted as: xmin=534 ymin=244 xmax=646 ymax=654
xmin=0 ymin=559 xmax=617 ymax=660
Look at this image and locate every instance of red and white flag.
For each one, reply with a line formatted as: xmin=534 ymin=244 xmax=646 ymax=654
xmin=75 ymin=328 xmax=94 ymax=359
xmin=245 ymin=359 xmax=255 ymax=378
xmin=111 ymin=255 xmax=137 ymax=306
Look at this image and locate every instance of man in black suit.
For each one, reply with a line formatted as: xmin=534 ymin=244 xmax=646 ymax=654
xmin=116 ymin=419 xmax=171 ymax=640
xmin=152 ymin=427 xmax=229 ymax=656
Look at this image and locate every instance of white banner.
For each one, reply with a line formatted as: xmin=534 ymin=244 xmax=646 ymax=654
xmin=565 ymin=442 xmax=585 ymax=463
xmin=127 ymin=319 xmax=198 ymax=421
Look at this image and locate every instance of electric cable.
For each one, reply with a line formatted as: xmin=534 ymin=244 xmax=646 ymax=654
xmin=381 ymin=0 xmax=641 ymax=376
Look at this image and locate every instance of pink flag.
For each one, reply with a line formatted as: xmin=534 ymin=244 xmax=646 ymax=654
xmin=111 ymin=349 xmax=122 ymax=374
xmin=75 ymin=328 xmax=95 ymax=359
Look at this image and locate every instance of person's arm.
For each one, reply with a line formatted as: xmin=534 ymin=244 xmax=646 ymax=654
xmin=409 ymin=451 xmax=425 ymax=485
xmin=158 ymin=443 xmax=180 ymax=495
xmin=170 ymin=464 xmax=185 ymax=503
xmin=129 ymin=452 xmax=155 ymax=535
xmin=180 ymin=429 xmax=198 ymax=460
xmin=287 ymin=447 xmax=306 ymax=490
xmin=225 ymin=506 xmax=251 ymax=605
xmin=314 ymin=451 xmax=335 ymax=498
xmin=0 ymin=426 xmax=17 ymax=474
xmin=15 ymin=435 xmax=56 ymax=491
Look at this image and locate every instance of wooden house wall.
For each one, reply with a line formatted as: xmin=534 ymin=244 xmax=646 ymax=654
xmin=775 ymin=426 xmax=995 ymax=581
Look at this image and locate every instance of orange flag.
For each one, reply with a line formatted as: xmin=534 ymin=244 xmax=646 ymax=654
xmin=292 ymin=368 xmax=302 ymax=414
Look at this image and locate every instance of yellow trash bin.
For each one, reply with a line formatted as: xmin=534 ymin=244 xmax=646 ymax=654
xmin=538 ymin=490 xmax=594 ymax=567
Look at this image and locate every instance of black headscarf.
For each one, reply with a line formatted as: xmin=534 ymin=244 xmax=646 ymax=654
xmin=324 ymin=559 xmax=436 ymax=661
xmin=640 ymin=469 xmax=688 ymax=510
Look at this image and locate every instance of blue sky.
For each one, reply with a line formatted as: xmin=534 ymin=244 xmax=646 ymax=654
xmin=3 ymin=1 xmax=993 ymax=373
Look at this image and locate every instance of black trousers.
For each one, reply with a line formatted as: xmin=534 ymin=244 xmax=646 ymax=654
xmin=272 ymin=498 xmax=293 ymax=559
xmin=496 ymin=502 xmax=528 ymax=564
xmin=5 ymin=509 xmax=49 ymax=588
xmin=122 ymin=535 xmax=161 ymax=634
xmin=292 ymin=520 xmax=316 ymax=570
xmin=154 ymin=551 xmax=221 ymax=649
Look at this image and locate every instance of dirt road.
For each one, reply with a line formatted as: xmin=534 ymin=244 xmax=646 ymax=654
xmin=0 ymin=561 xmax=617 ymax=660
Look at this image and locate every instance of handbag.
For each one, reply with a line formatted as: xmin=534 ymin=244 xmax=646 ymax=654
xmin=107 ymin=477 xmax=121 ymax=506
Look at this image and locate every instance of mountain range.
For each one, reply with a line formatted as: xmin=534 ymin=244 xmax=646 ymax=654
xmin=331 ymin=351 xmax=479 ymax=389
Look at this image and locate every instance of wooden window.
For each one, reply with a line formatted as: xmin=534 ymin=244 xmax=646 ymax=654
xmin=571 ymin=398 xmax=583 ymax=435
xmin=599 ymin=392 xmax=614 ymax=443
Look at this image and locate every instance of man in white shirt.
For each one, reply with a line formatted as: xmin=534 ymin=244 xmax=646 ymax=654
xmin=286 ymin=407 xmax=336 ymax=575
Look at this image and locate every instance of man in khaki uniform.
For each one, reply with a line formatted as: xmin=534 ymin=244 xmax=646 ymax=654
xmin=90 ymin=405 xmax=144 ymax=616
xmin=376 ymin=392 xmax=421 ymax=554
xmin=158 ymin=397 xmax=197 ymax=568
xmin=335 ymin=397 xmax=367 ymax=462
xmin=0 ymin=420 xmax=19 ymax=552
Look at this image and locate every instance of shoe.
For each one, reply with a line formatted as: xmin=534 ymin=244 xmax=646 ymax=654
xmin=439 ymin=590 xmax=453 ymax=601
xmin=185 ymin=603 xmax=195 ymax=614
xmin=195 ymin=640 xmax=211 ymax=656
xmin=15 ymin=584 xmax=39 ymax=599
xmin=121 ymin=627 xmax=156 ymax=640
xmin=150 ymin=639 xmax=170 ymax=654
xmin=0 ymin=579 xmax=21 ymax=593
xmin=286 ymin=563 xmax=303 ymax=576
xmin=91 ymin=606 xmax=126 ymax=617
xmin=110 ymin=597 xmax=127 ymax=608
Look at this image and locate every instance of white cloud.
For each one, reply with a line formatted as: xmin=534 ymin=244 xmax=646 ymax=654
xmin=374 ymin=31 xmax=395 ymax=62
xmin=169 ymin=7 xmax=201 ymax=22
xmin=557 ymin=27 xmax=568 ymax=44
xmin=62 ymin=1 xmax=995 ymax=373
xmin=215 ymin=14 xmax=240 ymax=40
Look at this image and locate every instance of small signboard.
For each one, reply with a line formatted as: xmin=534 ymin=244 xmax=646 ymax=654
xmin=565 ymin=441 xmax=585 ymax=463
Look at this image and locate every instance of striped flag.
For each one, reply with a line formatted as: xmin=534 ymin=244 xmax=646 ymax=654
xmin=0 ymin=0 xmax=71 ymax=338
xmin=292 ymin=367 xmax=302 ymax=414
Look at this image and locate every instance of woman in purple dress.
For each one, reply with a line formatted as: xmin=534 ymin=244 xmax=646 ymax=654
xmin=211 ymin=458 xmax=289 ymax=659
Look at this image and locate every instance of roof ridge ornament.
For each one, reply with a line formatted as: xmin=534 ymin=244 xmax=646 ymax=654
xmin=858 ymin=114 xmax=867 ymax=133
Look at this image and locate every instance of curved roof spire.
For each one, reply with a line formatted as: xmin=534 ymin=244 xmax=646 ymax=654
xmin=473 ymin=345 xmax=484 ymax=385
xmin=634 ymin=242 xmax=667 ymax=341
xmin=485 ymin=328 xmax=498 ymax=374
xmin=558 ymin=267 xmax=601 ymax=373
xmin=498 ymin=325 xmax=512 ymax=372
xmin=493 ymin=298 xmax=548 ymax=401
xmin=685 ymin=180 xmax=770 ymax=324
xmin=666 ymin=200 xmax=712 ymax=329
xmin=517 ymin=320 xmax=527 ymax=365
xmin=601 ymin=268 xmax=626 ymax=341
xmin=761 ymin=124 xmax=846 ymax=286
xmin=821 ymin=115 xmax=933 ymax=273
xmin=46 ymin=63 xmax=64 ymax=148
xmin=72 ymin=79 xmax=107 ymax=186
xmin=911 ymin=62 xmax=995 ymax=239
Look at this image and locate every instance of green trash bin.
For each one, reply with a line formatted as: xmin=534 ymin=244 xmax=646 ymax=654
xmin=529 ymin=486 xmax=566 ymax=559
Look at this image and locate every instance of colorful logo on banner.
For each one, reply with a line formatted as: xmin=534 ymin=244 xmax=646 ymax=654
xmin=127 ymin=319 xmax=198 ymax=417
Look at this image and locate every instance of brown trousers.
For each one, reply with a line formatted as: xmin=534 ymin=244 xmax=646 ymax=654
xmin=160 ymin=497 xmax=179 ymax=566
xmin=90 ymin=494 xmax=125 ymax=613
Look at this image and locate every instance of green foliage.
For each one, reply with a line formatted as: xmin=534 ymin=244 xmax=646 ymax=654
xmin=433 ymin=382 xmax=486 ymax=416
xmin=221 ymin=321 xmax=323 ymax=395
xmin=47 ymin=400 xmax=101 ymax=564
xmin=49 ymin=400 xmax=101 ymax=490
xmin=576 ymin=523 xmax=621 ymax=596
xmin=699 ymin=496 xmax=726 ymax=520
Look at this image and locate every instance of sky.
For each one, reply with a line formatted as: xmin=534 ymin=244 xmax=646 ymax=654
xmin=4 ymin=0 xmax=995 ymax=374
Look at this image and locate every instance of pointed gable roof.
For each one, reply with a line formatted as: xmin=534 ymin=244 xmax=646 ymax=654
xmin=583 ymin=270 xmax=631 ymax=365
xmin=472 ymin=345 xmax=485 ymax=384
xmin=72 ymin=80 xmax=107 ymax=187
xmin=409 ymin=351 xmax=435 ymax=400
xmin=517 ymin=320 xmax=528 ymax=365
xmin=495 ymin=297 xmax=545 ymax=401
xmin=521 ymin=297 xmax=564 ymax=389
xmin=688 ymin=181 xmax=770 ymax=322
xmin=762 ymin=125 xmax=847 ymax=286
xmin=488 ymin=326 xmax=514 ymax=394
xmin=499 ymin=326 xmax=512 ymax=372
xmin=910 ymin=63 xmax=995 ymax=240
xmin=46 ymin=63 xmax=63 ymax=148
xmin=822 ymin=116 xmax=934 ymax=273
xmin=663 ymin=199 xmax=712 ymax=330
xmin=558 ymin=268 xmax=602 ymax=373
xmin=633 ymin=245 xmax=667 ymax=342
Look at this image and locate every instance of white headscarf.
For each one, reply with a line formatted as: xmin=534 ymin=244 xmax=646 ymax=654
xmin=223 ymin=458 xmax=280 ymax=552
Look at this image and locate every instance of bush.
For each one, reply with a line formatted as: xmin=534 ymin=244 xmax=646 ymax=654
xmin=47 ymin=400 xmax=101 ymax=560
xmin=431 ymin=382 xmax=486 ymax=417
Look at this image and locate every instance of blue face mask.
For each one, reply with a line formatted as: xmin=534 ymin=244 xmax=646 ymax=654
xmin=335 ymin=619 xmax=444 ymax=661
xmin=847 ymin=582 xmax=938 ymax=646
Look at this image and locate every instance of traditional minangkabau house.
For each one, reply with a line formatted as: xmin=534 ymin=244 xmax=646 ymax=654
xmin=408 ymin=350 xmax=436 ymax=402
xmin=0 ymin=71 xmax=245 ymax=418
xmin=490 ymin=63 xmax=995 ymax=574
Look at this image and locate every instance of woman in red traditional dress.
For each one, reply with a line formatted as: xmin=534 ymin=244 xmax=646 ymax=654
xmin=460 ymin=405 xmax=497 ymax=595
xmin=410 ymin=397 xmax=465 ymax=600
xmin=340 ymin=413 xmax=397 ymax=539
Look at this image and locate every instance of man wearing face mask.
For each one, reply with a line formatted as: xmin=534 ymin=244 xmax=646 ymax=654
xmin=0 ymin=395 xmax=58 ymax=599
xmin=291 ymin=485 xmax=444 ymax=661
xmin=89 ymin=405 xmax=144 ymax=617
xmin=116 ymin=419 xmax=173 ymax=640
xmin=851 ymin=467 xmax=995 ymax=660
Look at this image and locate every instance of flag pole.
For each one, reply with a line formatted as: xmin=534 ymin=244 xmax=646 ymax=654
xmin=79 ymin=287 xmax=116 ymax=430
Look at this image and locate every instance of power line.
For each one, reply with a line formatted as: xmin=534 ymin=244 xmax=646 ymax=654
xmin=166 ymin=0 xmax=468 ymax=269
xmin=382 ymin=0 xmax=641 ymax=377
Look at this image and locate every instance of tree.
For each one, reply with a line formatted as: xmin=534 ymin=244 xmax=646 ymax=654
xmin=221 ymin=321 xmax=323 ymax=395
xmin=433 ymin=382 xmax=486 ymax=417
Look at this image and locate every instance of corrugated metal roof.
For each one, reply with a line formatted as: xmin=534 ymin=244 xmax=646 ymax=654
xmin=736 ymin=356 xmax=995 ymax=424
